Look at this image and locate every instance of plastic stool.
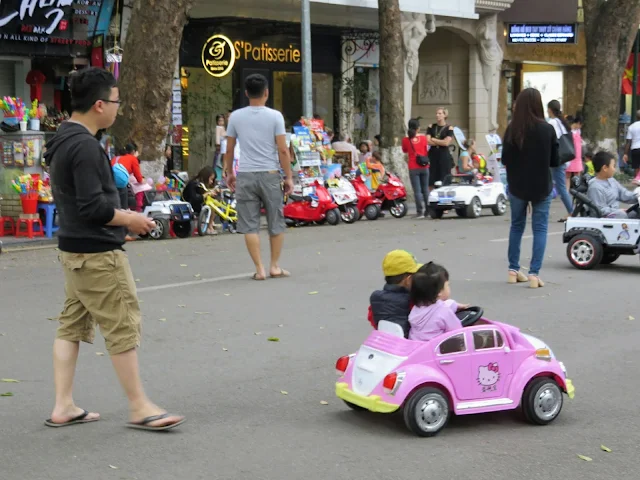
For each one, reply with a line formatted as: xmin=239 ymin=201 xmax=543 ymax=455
xmin=0 ymin=217 xmax=15 ymax=236
xmin=37 ymin=203 xmax=59 ymax=238
xmin=16 ymin=218 xmax=44 ymax=239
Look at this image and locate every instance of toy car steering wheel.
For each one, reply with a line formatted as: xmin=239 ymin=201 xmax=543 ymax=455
xmin=456 ymin=306 xmax=484 ymax=327
xmin=626 ymin=203 xmax=639 ymax=214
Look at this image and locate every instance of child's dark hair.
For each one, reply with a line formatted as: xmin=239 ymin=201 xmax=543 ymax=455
xmin=410 ymin=262 xmax=449 ymax=307
xmin=592 ymin=151 xmax=615 ymax=173
xmin=359 ymin=141 xmax=370 ymax=152
xmin=385 ymin=273 xmax=410 ymax=285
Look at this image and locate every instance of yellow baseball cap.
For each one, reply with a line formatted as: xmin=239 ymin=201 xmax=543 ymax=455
xmin=382 ymin=250 xmax=423 ymax=277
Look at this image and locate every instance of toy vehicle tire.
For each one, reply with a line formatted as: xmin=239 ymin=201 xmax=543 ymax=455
xmin=521 ymin=377 xmax=563 ymax=425
xmin=403 ymin=387 xmax=451 ymax=437
xmin=150 ymin=218 xmax=169 ymax=240
xmin=455 ymin=208 xmax=466 ymax=218
xmin=600 ymin=252 xmax=620 ymax=265
xmin=364 ymin=204 xmax=380 ymax=221
xmin=491 ymin=194 xmax=508 ymax=216
xmin=566 ymin=233 xmax=603 ymax=270
xmin=429 ymin=208 xmax=444 ymax=219
xmin=173 ymin=221 xmax=192 ymax=238
xmin=341 ymin=205 xmax=359 ymax=224
xmin=343 ymin=400 xmax=366 ymax=412
xmin=326 ymin=208 xmax=341 ymax=226
xmin=390 ymin=201 xmax=408 ymax=218
xmin=465 ymin=197 xmax=482 ymax=218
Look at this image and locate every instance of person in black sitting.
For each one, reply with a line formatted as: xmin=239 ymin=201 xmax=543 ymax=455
xmin=182 ymin=166 xmax=218 ymax=235
xmin=368 ymin=250 xmax=422 ymax=338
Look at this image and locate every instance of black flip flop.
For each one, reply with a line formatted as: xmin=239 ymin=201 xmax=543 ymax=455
xmin=251 ymin=273 xmax=266 ymax=281
xmin=44 ymin=409 xmax=99 ymax=428
xmin=127 ymin=413 xmax=186 ymax=432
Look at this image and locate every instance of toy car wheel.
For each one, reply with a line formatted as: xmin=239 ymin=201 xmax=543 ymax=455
xmin=491 ymin=194 xmax=508 ymax=216
xmin=567 ymin=234 xmax=603 ymax=270
xmin=364 ymin=204 xmax=380 ymax=220
xmin=403 ymin=387 xmax=450 ymax=437
xmin=601 ymin=252 xmax=620 ymax=265
xmin=343 ymin=400 xmax=366 ymax=412
xmin=149 ymin=218 xmax=169 ymax=240
xmin=326 ymin=208 xmax=341 ymax=226
xmin=390 ymin=201 xmax=408 ymax=218
xmin=522 ymin=377 xmax=563 ymax=425
xmin=173 ymin=221 xmax=192 ymax=238
xmin=341 ymin=205 xmax=359 ymax=224
xmin=455 ymin=208 xmax=466 ymax=218
xmin=465 ymin=197 xmax=482 ymax=218
xmin=197 ymin=207 xmax=211 ymax=237
xmin=429 ymin=208 xmax=444 ymax=219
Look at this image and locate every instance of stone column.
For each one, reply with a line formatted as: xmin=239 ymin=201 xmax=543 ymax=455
xmin=469 ymin=47 xmax=491 ymax=154
xmin=476 ymin=13 xmax=503 ymax=132
xmin=339 ymin=37 xmax=355 ymax=139
xmin=401 ymin=13 xmax=435 ymax=127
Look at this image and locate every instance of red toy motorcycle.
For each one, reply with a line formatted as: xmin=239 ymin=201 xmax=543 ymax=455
xmin=374 ymin=173 xmax=408 ymax=218
xmin=283 ymin=180 xmax=341 ymax=227
xmin=348 ymin=173 xmax=382 ymax=220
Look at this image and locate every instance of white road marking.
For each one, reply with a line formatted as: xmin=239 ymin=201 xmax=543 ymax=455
xmin=137 ymin=272 xmax=254 ymax=293
xmin=490 ymin=231 xmax=564 ymax=243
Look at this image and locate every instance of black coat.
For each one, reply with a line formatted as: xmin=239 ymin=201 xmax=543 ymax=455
xmin=370 ymin=284 xmax=411 ymax=338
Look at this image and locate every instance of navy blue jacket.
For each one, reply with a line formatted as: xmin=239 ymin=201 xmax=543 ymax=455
xmin=370 ymin=284 xmax=411 ymax=338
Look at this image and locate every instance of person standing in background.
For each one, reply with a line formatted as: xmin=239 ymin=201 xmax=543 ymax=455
xmin=426 ymin=108 xmax=454 ymax=190
xmin=547 ymin=100 xmax=573 ymax=221
xmin=623 ymin=110 xmax=640 ymax=179
xmin=214 ymin=113 xmax=226 ymax=179
xmin=224 ymin=74 xmax=294 ymax=281
xmin=402 ymin=118 xmax=429 ymax=218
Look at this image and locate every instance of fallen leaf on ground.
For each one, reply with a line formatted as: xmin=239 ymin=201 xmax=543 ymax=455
xmin=601 ymin=445 xmax=612 ymax=453
xmin=180 ymin=264 xmax=187 ymax=267
xmin=628 ymin=316 xmax=635 ymax=321
xmin=109 ymin=465 xmax=118 ymax=469
xmin=267 ymin=337 xmax=280 ymax=342
xmin=158 ymin=318 xmax=167 ymax=322
xmin=224 ymin=293 xmax=231 ymax=297
xmin=0 ymin=333 xmax=5 ymax=336
xmin=1 ymin=392 xmax=13 ymax=397
xmin=339 ymin=307 xmax=346 ymax=311
xmin=254 ymin=332 xmax=262 ymax=335
xmin=278 ymin=324 xmax=284 ymax=327
xmin=178 ymin=304 xmax=186 ymax=308
xmin=135 ymin=279 xmax=140 ymax=282
xmin=46 ymin=317 xmax=58 ymax=321
xmin=577 ymin=455 xmax=592 ymax=462
xmin=222 ymin=348 xmax=228 ymax=351
xmin=280 ymin=390 xmax=288 ymax=395
xmin=319 ymin=326 xmax=325 ymax=330
xmin=194 ymin=274 xmax=201 ymax=278
xmin=308 ymin=291 xmax=319 ymax=295
xmin=194 ymin=312 xmax=210 ymax=315
xmin=95 ymin=352 xmax=105 ymax=356
xmin=1 ymin=379 xmax=19 ymax=383
xmin=320 ymin=401 xmax=329 ymax=405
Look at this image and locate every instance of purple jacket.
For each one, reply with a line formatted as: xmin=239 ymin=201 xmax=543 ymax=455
xmin=408 ymin=299 xmax=461 ymax=342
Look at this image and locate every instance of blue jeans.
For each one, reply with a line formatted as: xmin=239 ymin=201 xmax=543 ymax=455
xmin=552 ymin=164 xmax=573 ymax=214
xmin=508 ymin=193 xmax=552 ymax=276
xmin=409 ymin=169 xmax=430 ymax=214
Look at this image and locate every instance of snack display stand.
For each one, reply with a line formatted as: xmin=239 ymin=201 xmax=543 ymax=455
xmin=0 ymin=131 xmax=46 ymax=175
xmin=290 ymin=119 xmax=334 ymax=196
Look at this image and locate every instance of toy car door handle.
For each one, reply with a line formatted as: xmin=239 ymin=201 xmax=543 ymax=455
xmin=439 ymin=359 xmax=455 ymax=364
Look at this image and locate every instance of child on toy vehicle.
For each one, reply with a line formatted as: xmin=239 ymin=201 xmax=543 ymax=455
xmin=587 ymin=151 xmax=639 ymax=219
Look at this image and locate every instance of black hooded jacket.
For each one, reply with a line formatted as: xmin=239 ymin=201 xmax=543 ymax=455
xmin=45 ymin=122 xmax=125 ymax=253
xmin=370 ymin=284 xmax=411 ymax=338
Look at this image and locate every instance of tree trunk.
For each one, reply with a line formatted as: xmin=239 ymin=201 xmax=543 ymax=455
xmin=582 ymin=0 xmax=640 ymax=153
xmin=110 ymin=0 xmax=195 ymax=179
xmin=378 ymin=0 xmax=411 ymax=195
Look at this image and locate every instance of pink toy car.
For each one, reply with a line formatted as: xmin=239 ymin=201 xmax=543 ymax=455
xmin=335 ymin=307 xmax=575 ymax=437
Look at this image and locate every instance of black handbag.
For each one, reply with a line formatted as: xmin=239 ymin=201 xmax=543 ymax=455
xmin=410 ymin=138 xmax=429 ymax=167
xmin=558 ymin=132 xmax=576 ymax=164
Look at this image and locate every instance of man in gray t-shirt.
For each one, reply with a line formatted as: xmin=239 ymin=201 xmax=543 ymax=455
xmin=224 ymin=74 xmax=293 ymax=281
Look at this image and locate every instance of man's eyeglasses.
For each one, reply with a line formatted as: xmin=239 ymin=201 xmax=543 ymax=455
xmin=100 ymin=99 xmax=122 ymax=104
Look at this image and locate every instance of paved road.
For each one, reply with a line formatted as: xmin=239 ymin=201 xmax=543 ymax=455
xmin=0 ymin=202 xmax=637 ymax=480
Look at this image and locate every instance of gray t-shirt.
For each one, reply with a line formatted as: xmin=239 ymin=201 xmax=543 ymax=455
xmin=226 ymin=106 xmax=286 ymax=172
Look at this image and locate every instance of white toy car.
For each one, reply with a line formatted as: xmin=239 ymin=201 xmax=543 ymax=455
xmin=140 ymin=190 xmax=194 ymax=240
xmin=563 ymin=175 xmax=640 ymax=269
xmin=428 ymin=174 xmax=507 ymax=219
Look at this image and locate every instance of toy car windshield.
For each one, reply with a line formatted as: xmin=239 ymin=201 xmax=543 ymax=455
xmin=444 ymin=174 xmax=475 ymax=186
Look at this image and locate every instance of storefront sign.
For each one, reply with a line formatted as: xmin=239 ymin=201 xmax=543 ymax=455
xmin=0 ymin=0 xmax=111 ymax=51
xmin=507 ymin=24 xmax=577 ymax=45
xmin=202 ymin=34 xmax=302 ymax=77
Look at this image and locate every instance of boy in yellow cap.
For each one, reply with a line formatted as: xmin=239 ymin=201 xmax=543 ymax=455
xmin=367 ymin=250 xmax=422 ymax=338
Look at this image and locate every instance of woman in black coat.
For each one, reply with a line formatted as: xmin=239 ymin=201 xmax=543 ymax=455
xmin=502 ymin=88 xmax=560 ymax=289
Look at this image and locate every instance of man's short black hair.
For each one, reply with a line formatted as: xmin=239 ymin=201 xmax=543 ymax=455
xmin=245 ymin=74 xmax=268 ymax=99
xmin=592 ymin=151 xmax=616 ymax=173
xmin=125 ymin=142 xmax=138 ymax=154
xmin=385 ymin=273 xmax=410 ymax=285
xmin=69 ymin=67 xmax=117 ymax=114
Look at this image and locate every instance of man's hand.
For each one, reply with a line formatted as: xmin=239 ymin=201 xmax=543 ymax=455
xmin=283 ymin=177 xmax=294 ymax=195
xmin=623 ymin=154 xmax=629 ymax=164
xmin=226 ymin=173 xmax=236 ymax=191
xmin=126 ymin=213 xmax=156 ymax=235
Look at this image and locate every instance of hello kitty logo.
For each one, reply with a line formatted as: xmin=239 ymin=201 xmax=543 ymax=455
xmin=477 ymin=363 xmax=500 ymax=392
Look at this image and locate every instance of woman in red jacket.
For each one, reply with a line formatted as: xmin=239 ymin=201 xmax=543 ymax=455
xmin=402 ymin=118 xmax=429 ymax=219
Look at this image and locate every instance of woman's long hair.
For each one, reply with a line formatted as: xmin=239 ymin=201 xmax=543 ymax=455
xmin=408 ymin=118 xmax=420 ymax=139
xmin=506 ymin=88 xmax=545 ymax=149
xmin=547 ymin=99 xmax=571 ymax=132
xmin=194 ymin=166 xmax=215 ymax=186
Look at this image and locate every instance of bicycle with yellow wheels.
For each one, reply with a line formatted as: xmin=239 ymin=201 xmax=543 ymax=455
xmin=197 ymin=183 xmax=238 ymax=235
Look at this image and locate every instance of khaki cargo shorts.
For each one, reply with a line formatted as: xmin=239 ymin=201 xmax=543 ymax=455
xmin=56 ymin=250 xmax=141 ymax=355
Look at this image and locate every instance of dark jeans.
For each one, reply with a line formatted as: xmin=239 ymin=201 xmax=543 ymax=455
xmin=508 ymin=192 xmax=552 ymax=276
xmin=409 ymin=168 xmax=429 ymax=215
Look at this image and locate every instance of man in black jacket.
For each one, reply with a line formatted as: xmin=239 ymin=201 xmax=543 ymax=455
xmin=45 ymin=68 xmax=185 ymax=431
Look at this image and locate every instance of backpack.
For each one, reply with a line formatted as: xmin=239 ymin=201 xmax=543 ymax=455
xmin=112 ymin=156 xmax=130 ymax=188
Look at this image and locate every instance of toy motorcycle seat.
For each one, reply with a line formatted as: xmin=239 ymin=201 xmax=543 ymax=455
xmin=289 ymin=194 xmax=313 ymax=202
